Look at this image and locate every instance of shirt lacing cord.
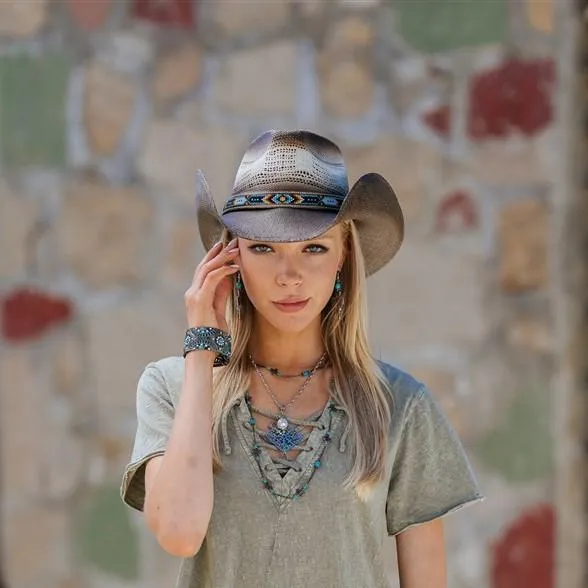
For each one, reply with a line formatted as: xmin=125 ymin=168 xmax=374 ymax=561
xmin=221 ymin=398 xmax=245 ymax=456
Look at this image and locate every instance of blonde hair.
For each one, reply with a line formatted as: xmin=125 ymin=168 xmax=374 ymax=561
xmin=211 ymin=221 xmax=392 ymax=499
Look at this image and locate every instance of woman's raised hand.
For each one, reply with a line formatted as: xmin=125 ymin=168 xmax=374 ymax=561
xmin=184 ymin=238 xmax=240 ymax=332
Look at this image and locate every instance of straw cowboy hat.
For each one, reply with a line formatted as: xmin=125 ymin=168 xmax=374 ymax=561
xmin=194 ymin=130 xmax=404 ymax=276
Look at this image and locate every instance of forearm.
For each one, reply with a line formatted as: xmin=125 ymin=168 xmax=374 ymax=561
xmin=144 ymin=352 xmax=215 ymax=555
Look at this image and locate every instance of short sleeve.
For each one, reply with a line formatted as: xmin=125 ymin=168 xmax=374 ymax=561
xmin=386 ymin=385 xmax=483 ymax=536
xmin=120 ymin=363 xmax=174 ymax=512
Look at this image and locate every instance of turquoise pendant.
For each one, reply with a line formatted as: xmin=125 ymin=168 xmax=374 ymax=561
xmin=264 ymin=419 xmax=303 ymax=453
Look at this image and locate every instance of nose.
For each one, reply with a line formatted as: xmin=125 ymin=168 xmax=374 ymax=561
xmin=275 ymin=257 xmax=302 ymax=287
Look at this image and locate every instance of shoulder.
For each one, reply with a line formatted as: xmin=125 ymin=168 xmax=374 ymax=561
xmin=375 ymin=360 xmax=426 ymax=424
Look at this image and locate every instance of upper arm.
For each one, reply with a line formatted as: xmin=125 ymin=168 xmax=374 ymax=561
xmin=396 ymin=518 xmax=446 ymax=588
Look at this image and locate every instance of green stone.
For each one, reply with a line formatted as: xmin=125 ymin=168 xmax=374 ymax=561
xmin=474 ymin=387 xmax=552 ymax=482
xmin=0 ymin=52 xmax=71 ymax=167
xmin=75 ymin=484 xmax=139 ymax=581
xmin=393 ymin=0 xmax=508 ymax=53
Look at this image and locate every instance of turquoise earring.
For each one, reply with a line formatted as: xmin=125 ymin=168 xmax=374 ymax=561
xmin=234 ymin=272 xmax=243 ymax=316
xmin=334 ymin=270 xmax=344 ymax=319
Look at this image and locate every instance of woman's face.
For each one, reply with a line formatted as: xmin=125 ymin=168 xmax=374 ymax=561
xmin=237 ymin=225 xmax=346 ymax=334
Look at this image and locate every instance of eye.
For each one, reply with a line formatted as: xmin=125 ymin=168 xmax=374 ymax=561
xmin=305 ymin=244 xmax=329 ymax=254
xmin=248 ymin=244 xmax=273 ymax=254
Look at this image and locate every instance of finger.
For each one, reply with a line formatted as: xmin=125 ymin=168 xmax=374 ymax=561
xmin=193 ymin=249 xmax=239 ymax=290
xmin=200 ymin=264 xmax=239 ymax=297
xmin=193 ymin=241 xmax=223 ymax=282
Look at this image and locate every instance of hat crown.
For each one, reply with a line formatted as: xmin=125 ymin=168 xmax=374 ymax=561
xmin=232 ymin=130 xmax=349 ymax=197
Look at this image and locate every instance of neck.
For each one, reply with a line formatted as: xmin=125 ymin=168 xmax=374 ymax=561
xmin=249 ymin=317 xmax=325 ymax=371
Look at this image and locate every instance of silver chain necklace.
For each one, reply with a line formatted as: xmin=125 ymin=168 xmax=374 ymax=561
xmin=249 ymin=353 xmax=326 ymax=453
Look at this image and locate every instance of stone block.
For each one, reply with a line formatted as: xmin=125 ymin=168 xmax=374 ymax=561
xmin=343 ymin=135 xmax=441 ymax=224
xmin=83 ymin=61 xmax=139 ymax=156
xmin=210 ymin=41 xmax=299 ymax=116
xmin=66 ymin=0 xmax=113 ymax=31
xmin=498 ymin=199 xmax=548 ymax=293
xmin=475 ymin=388 xmax=552 ymax=482
xmin=132 ymin=0 xmax=195 ymax=27
xmin=1 ymin=347 xmax=44 ymax=498
xmin=138 ymin=121 xmax=247 ymax=208
xmin=86 ymin=294 xmax=186 ymax=420
xmin=56 ymin=179 xmax=155 ymax=288
xmin=395 ymin=0 xmax=508 ymax=53
xmin=525 ymin=0 xmax=554 ymax=34
xmin=0 ymin=53 xmax=71 ymax=167
xmin=507 ymin=318 xmax=552 ymax=354
xmin=75 ymin=485 xmax=139 ymax=581
xmin=164 ymin=216 xmax=206 ymax=287
xmin=208 ymin=0 xmax=291 ymax=36
xmin=4 ymin=504 xmax=70 ymax=586
xmin=470 ymin=140 xmax=549 ymax=184
xmin=318 ymin=16 xmax=375 ymax=117
xmin=368 ymin=240 xmax=487 ymax=349
xmin=0 ymin=0 xmax=48 ymax=37
xmin=153 ymin=43 xmax=203 ymax=106
xmin=0 ymin=179 xmax=39 ymax=280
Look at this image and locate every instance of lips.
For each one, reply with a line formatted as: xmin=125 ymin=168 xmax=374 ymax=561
xmin=273 ymin=298 xmax=310 ymax=313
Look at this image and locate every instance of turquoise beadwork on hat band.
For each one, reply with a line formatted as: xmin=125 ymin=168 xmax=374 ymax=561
xmin=222 ymin=192 xmax=345 ymax=214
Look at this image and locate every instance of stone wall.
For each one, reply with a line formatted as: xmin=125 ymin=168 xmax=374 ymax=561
xmin=0 ymin=1 xmax=581 ymax=587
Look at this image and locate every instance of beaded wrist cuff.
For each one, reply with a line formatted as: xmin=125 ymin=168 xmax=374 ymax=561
xmin=183 ymin=326 xmax=232 ymax=363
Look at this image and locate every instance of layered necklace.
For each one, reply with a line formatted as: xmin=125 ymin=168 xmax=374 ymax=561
xmin=249 ymin=353 xmax=327 ymax=454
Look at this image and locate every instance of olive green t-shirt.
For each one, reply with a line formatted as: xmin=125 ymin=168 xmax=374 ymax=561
xmin=121 ymin=357 xmax=482 ymax=588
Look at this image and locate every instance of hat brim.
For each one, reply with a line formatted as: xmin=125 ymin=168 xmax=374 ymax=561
xmin=194 ymin=170 xmax=404 ymax=276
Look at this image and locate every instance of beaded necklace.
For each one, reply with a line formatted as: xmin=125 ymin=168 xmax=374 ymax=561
xmin=243 ymin=393 xmax=337 ymax=500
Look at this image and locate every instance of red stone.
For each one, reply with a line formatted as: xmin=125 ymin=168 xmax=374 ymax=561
xmin=132 ymin=0 xmax=195 ymax=27
xmin=67 ymin=0 xmax=112 ymax=31
xmin=491 ymin=503 xmax=555 ymax=588
xmin=423 ymin=58 xmax=555 ymax=140
xmin=1 ymin=287 xmax=74 ymax=342
xmin=436 ymin=190 xmax=478 ymax=233
xmin=423 ymin=106 xmax=450 ymax=137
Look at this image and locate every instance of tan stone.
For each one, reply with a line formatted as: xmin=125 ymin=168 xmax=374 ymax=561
xmin=1 ymin=342 xmax=88 ymax=504
xmin=507 ymin=317 xmax=552 ymax=353
xmin=154 ymin=44 xmax=203 ymax=106
xmin=0 ymin=179 xmax=38 ymax=279
xmin=210 ymin=0 xmax=291 ymax=36
xmin=320 ymin=60 xmax=375 ymax=117
xmin=343 ymin=135 xmax=442 ymax=223
xmin=470 ymin=140 xmax=549 ymax=184
xmin=324 ymin=16 xmax=375 ymax=51
xmin=0 ymin=0 xmax=48 ymax=37
xmin=499 ymin=199 xmax=548 ymax=292
xmin=1 ymin=347 xmax=44 ymax=498
xmin=526 ymin=0 xmax=553 ymax=33
xmin=4 ymin=504 xmax=69 ymax=585
xmin=86 ymin=295 xmax=186 ymax=419
xmin=84 ymin=61 xmax=138 ymax=156
xmin=210 ymin=41 xmax=298 ymax=116
xmin=164 ymin=217 xmax=206 ymax=286
xmin=138 ymin=121 xmax=247 ymax=208
xmin=318 ymin=16 xmax=375 ymax=117
xmin=368 ymin=241 xmax=486 ymax=349
xmin=57 ymin=179 xmax=155 ymax=288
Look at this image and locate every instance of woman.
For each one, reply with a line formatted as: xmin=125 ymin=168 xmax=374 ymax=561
xmin=121 ymin=130 xmax=483 ymax=588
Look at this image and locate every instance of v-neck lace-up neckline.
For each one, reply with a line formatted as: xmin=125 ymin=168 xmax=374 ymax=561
xmin=231 ymin=394 xmax=347 ymax=503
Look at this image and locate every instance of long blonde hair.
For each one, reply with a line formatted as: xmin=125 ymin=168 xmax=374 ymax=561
xmin=211 ymin=221 xmax=392 ymax=499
